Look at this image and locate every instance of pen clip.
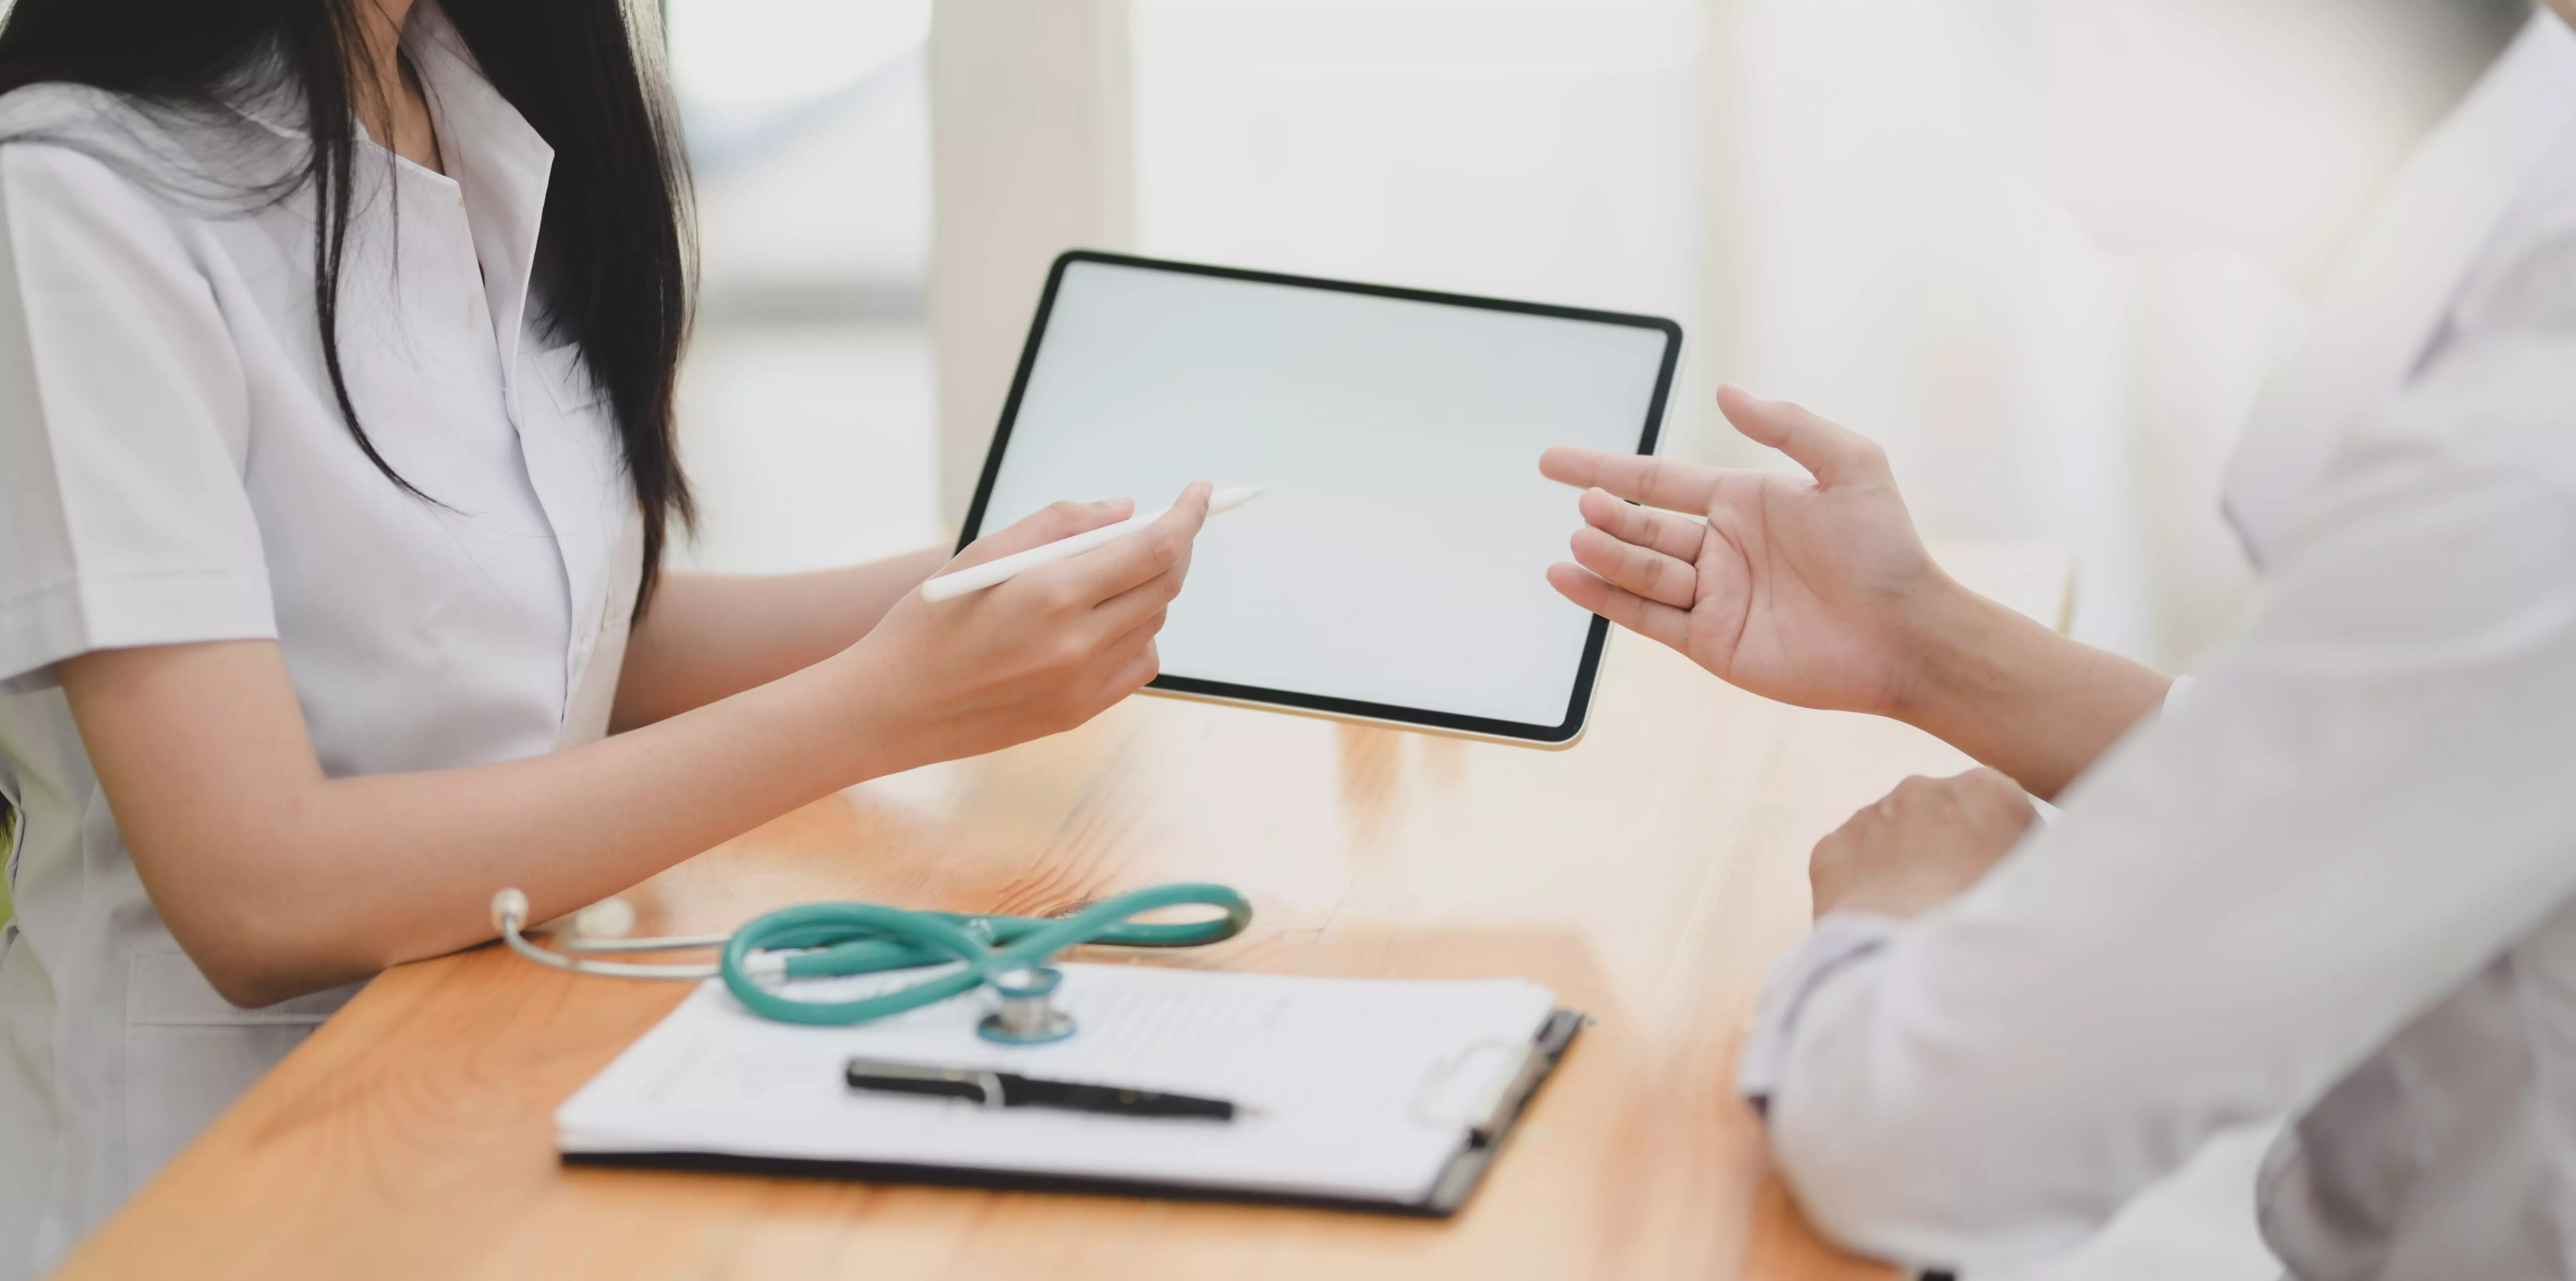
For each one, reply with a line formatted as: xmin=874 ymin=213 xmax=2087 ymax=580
xmin=846 ymin=1058 xmax=1010 ymax=1109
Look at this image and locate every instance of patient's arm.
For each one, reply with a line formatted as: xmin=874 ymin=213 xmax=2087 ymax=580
xmin=1540 ymin=386 xmax=2168 ymax=799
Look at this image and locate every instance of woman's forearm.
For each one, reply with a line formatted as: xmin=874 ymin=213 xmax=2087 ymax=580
xmin=67 ymin=639 xmax=922 ymax=1008
xmin=67 ymin=496 xmax=1206 ymax=1010
xmin=612 ymin=546 xmax=949 ymax=730
xmin=1892 ymin=585 xmax=2173 ymax=800
xmin=284 ymin=652 xmax=920 ymax=993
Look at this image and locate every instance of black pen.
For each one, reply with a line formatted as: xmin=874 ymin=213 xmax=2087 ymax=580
xmin=844 ymin=1057 xmax=1241 ymax=1121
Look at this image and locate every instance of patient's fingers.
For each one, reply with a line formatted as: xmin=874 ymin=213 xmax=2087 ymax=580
xmin=1570 ymin=526 xmax=1699 ymax=610
xmin=1577 ymin=487 xmax=1707 ymax=562
xmin=1717 ymin=385 xmax=1892 ymax=487
xmin=1547 ymin=563 xmax=1690 ymax=651
xmin=1541 ymin=447 xmax=1726 ymax=516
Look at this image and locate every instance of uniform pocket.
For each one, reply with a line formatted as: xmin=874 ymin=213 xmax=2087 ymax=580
xmin=121 ymin=953 xmax=353 ymax=1194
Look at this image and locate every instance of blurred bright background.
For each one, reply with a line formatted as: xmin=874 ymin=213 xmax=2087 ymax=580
xmin=665 ymin=0 xmax=2513 ymax=676
xmin=665 ymin=0 xmax=938 ymax=578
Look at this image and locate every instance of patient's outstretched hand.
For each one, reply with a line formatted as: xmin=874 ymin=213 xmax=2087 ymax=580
xmin=1540 ymin=386 xmax=1957 ymax=719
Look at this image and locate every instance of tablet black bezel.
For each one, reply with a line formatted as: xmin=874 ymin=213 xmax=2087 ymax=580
xmin=953 ymin=250 xmax=1683 ymax=746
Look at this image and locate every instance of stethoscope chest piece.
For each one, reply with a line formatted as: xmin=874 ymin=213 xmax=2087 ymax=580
xmin=978 ymin=966 xmax=1075 ymax=1045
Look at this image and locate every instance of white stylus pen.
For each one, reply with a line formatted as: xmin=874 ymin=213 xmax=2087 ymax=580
xmin=919 ymin=486 xmax=1265 ymax=603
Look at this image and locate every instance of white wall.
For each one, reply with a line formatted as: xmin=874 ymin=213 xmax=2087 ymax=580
xmin=669 ymin=3 xmax=942 ymax=575
xmin=1121 ymin=0 xmax=2292 ymax=669
xmin=1718 ymin=1 xmax=2302 ymax=665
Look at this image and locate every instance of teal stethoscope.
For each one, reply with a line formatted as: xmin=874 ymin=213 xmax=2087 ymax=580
xmin=490 ymin=883 xmax=1251 ymax=1044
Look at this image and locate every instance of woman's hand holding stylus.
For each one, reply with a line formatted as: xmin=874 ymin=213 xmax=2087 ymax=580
xmin=846 ymin=481 xmax=1214 ymax=771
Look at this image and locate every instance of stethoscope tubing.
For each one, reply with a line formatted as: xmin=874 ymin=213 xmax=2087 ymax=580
xmin=491 ymin=883 xmax=1254 ymax=1027
xmin=721 ymin=884 xmax=1253 ymax=1025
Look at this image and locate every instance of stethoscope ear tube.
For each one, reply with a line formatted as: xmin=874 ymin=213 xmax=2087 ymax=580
xmin=976 ymin=883 xmax=1253 ymax=965
xmin=491 ymin=888 xmax=724 ymax=980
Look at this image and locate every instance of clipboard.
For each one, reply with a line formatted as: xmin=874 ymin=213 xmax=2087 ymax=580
xmin=566 ymin=1009 xmax=1582 ymax=1216
xmin=554 ymin=966 xmax=1582 ymax=1217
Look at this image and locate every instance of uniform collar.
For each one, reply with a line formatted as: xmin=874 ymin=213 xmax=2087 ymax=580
xmin=404 ymin=1 xmax=556 ymax=421
xmin=220 ymin=4 xmax=557 ymax=413
xmin=2221 ymin=10 xmax=2576 ymax=566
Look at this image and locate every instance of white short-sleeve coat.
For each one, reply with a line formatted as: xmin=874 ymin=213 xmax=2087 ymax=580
xmin=0 ymin=8 xmax=643 ymax=1275
xmin=1739 ymin=13 xmax=2576 ymax=1280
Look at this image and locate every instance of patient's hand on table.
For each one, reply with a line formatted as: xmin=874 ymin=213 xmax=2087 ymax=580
xmin=1810 ymin=769 xmax=2035 ymax=920
xmin=1540 ymin=386 xmax=1962 ymax=719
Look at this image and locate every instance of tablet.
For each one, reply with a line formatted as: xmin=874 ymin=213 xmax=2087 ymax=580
xmin=956 ymin=252 xmax=1681 ymax=747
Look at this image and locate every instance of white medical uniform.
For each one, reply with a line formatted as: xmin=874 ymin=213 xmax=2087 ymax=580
xmin=1741 ymin=11 xmax=2576 ymax=1280
xmin=0 ymin=8 xmax=641 ymax=1277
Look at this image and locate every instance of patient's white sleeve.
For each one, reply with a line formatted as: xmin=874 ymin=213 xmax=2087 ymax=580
xmin=1733 ymin=323 xmax=2576 ymax=1272
xmin=1736 ymin=913 xmax=1901 ymax=1108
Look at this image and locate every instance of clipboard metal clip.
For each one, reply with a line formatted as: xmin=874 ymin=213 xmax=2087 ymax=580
xmin=1410 ymin=1038 xmax=1542 ymax=1144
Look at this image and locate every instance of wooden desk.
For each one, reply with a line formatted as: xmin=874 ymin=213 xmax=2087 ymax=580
xmin=59 ymin=551 xmax=2064 ymax=1281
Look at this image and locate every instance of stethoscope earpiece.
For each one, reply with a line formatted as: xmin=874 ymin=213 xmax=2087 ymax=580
xmin=490 ymin=887 xmax=531 ymax=935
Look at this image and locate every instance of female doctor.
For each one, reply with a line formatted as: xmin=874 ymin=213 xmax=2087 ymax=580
xmin=1546 ymin=1 xmax=2576 ymax=1277
xmin=0 ymin=1 xmax=1211 ymax=1274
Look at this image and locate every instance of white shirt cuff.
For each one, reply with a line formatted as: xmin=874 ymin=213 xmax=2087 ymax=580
xmin=1738 ymin=911 xmax=1905 ymax=1111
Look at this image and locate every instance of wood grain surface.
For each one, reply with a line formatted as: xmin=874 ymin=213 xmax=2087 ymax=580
xmin=57 ymin=553 xmax=2058 ymax=1281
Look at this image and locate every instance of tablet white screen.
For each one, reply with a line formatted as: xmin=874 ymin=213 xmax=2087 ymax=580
xmin=972 ymin=258 xmax=1675 ymax=733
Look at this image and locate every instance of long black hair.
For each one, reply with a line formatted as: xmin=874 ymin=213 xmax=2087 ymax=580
xmin=0 ymin=0 xmax=695 ymax=608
